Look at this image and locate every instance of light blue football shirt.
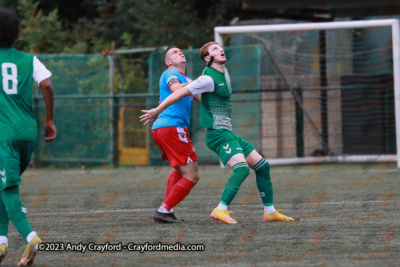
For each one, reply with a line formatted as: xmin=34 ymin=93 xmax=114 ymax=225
xmin=152 ymin=68 xmax=193 ymax=129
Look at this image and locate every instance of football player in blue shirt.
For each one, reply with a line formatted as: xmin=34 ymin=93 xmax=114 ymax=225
xmin=150 ymin=47 xmax=200 ymax=223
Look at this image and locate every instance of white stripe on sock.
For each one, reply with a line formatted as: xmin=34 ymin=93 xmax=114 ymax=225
xmin=254 ymin=160 xmax=267 ymax=171
xmin=252 ymin=159 xmax=265 ymax=170
xmin=232 ymin=163 xmax=247 ymax=171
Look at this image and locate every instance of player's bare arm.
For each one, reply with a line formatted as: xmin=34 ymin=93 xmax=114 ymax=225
xmin=169 ymin=82 xmax=188 ymax=92
xmin=140 ymin=87 xmax=192 ymax=125
xmin=171 ymin=82 xmax=201 ymax=102
xmin=140 ymin=75 xmax=214 ymax=125
xmin=39 ymin=78 xmax=57 ymax=142
xmin=194 ymin=94 xmax=201 ymax=102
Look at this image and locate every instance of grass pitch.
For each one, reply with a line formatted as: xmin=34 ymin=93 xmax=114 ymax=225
xmin=2 ymin=163 xmax=399 ymax=266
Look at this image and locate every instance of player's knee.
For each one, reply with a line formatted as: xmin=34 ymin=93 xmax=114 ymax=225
xmin=2 ymin=187 xmax=25 ymax=216
xmin=184 ymin=171 xmax=199 ymax=184
xmin=243 ymin=165 xmax=251 ymax=178
xmin=191 ymin=172 xmax=200 ymax=183
xmin=233 ymin=163 xmax=250 ymax=178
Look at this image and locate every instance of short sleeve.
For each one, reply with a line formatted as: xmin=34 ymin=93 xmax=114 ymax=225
xmin=166 ymin=75 xmax=180 ymax=89
xmin=166 ymin=75 xmax=179 ymax=83
xmin=33 ymin=56 xmax=52 ymax=85
xmin=186 ymin=75 xmax=214 ymax=95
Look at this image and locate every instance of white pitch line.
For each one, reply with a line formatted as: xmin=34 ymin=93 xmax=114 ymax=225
xmin=23 ymin=170 xmax=133 ymax=175
xmin=271 ymin=169 xmax=399 ymax=174
xmin=36 ymin=200 xmax=397 ymax=217
xmin=23 ymin=168 xmax=399 ymax=176
xmin=39 ymin=208 xmax=163 ymax=216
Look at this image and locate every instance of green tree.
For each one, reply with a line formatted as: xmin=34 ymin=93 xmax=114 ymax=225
xmin=12 ymin=0 xmax=69 ymax=53
xmin=95 ymin=0 xmax=242 ymax=48
xmin=1 ymin=0 xmax=242 ymax=53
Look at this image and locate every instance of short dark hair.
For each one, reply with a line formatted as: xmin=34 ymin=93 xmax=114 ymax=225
xmin=0 ymin=7 xmax=20 ymax=48
xmin=161 ymin=46 xmax=177 ymax=68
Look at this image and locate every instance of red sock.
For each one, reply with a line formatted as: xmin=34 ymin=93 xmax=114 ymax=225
xmin=162 ymin=177 xmax=195 ymax=211
xmin=165 ymin=170 xmax=183 ymax=200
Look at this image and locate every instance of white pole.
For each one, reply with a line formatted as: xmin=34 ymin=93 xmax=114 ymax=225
xmin=215 ymin=19 xmax=399 ymax=34
xmin=215 ymin=32 xmax=223 ymax=47
xmin=108 ymin=56 xmax=114 ymax=167
xmin=267 ymin=155 xmax=397 ymax=166
xmin=392 ymin=20 xmax=400 ymax=168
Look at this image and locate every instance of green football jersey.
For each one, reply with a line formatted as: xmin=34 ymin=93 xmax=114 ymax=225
xmin=200 ymin=67 xmax=233 ymax=131
xmin=0 ymin=48 xmax=37 ymax=142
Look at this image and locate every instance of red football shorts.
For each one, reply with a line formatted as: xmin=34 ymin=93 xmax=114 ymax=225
xmin=151 ymin=127 xmax=198 ymax=167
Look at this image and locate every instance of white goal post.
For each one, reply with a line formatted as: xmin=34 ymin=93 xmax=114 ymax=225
xmin=214 ymin=19 xmax=400 ymax=168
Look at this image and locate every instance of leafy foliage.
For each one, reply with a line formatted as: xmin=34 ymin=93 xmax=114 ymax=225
xmin=1 ymin=0 xmax=241 ymax=94
xmin=11 ymin=0 xmax=68 ymax=53
xmin=2 ymin=0 xmax=241 ymax=53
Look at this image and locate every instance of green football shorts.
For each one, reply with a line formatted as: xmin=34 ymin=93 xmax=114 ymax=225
xmin=0 ymin=140 xmax=37 ymax=191
xmin=205 ymin=128 xmax=255 ymax=166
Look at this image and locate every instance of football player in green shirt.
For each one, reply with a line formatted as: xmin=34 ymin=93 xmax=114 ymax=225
xmin=0 ymin=7 xmax=57 ymax=265
xmin=141 ymin=42 xmax=294 ymax=224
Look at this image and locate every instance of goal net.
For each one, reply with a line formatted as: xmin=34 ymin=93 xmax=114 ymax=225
xmin=214 ymin=19 xmax=400 ymax=167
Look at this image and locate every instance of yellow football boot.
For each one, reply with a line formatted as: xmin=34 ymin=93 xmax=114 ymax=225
xmin=211 ymin=208 xmax=237 ymax=224
xmin=18 ymin=236 xmax=41 ymax=266
xmin=263 ymin=210 xmax=295 ymax=222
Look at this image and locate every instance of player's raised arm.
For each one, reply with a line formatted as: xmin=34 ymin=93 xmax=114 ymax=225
xmin=140 ymin=88 xmax=192 ymax=125
xmin=140 ymin=75 xmax=214 ymax=125
xmin=169 ymin=82 xmax=188 ymax=92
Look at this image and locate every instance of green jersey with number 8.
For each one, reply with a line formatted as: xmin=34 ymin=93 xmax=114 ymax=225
xmin=0 ymin=48 xmax=38 ymax=142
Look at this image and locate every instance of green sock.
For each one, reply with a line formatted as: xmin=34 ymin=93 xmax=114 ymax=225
xmin=0 ymin=194 xmax=8 ymax=237
xmin=253 ymin=158 xmax=274 ymax=206
xmin=1 ymin=186 xmax=33 ymax=243
xmin=220 ymin=162 xmax=250 ymax=206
